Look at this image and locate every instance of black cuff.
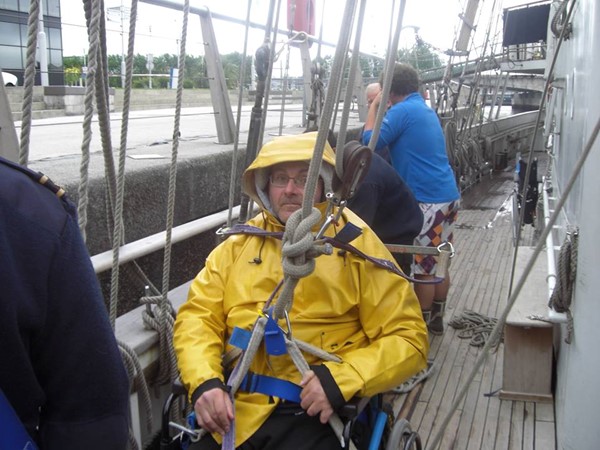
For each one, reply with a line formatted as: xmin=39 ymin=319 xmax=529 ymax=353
xmin=310 ymin=365 xmax=346 ymax=411
xmin=190 ymin=378 xmax=228 ymax=406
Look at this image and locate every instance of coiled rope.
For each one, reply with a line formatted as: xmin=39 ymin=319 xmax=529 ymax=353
xmin=549 ymin=230 xmax=578 ymax=344
xmin=448 ymin=310 xmax=502 ymax=348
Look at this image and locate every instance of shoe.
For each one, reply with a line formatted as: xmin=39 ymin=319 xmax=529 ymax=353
xmin=428 ymin=300 xmax=446 ymax=335
xmin=422 ymin=309 xmax=431 ymax=325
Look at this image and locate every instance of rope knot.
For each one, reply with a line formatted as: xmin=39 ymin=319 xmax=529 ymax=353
xmin=281 ymin=207 xmax=323 ymax=279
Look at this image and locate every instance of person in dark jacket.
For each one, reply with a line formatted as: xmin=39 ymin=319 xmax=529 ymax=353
xmin=0 ymin=156 xmax=130 ymax=450
xmin=347 ymin=151 xmax=424 ymax=274
xmin=325 ymin=130 xmax=423 ymax=275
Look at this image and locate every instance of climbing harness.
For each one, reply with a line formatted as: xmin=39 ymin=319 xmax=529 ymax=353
xmin=217 ymin=222 xmax=449 ymax=285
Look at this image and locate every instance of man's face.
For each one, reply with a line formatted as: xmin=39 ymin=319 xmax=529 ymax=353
xmin=268 ymin=161 xmax=323 ymax=224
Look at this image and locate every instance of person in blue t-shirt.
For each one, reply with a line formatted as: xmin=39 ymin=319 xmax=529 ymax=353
xmin=362 ymin=63 xmax=461 ymax=335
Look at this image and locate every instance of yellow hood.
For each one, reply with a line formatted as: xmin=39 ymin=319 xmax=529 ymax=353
xmin=242 ymin=132 xmax=336 ymax=213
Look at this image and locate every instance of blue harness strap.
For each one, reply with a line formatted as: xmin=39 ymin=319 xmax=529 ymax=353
xmin=240 ymin=372 xmax=302 ymax=403
xmin=229 ymin=326 xmax=301 ymax=403
xmin=0 ymin=388 xmax=39 ymax=450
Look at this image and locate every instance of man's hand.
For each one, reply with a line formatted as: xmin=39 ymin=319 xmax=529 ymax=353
xmin=300 ymin=370 xmax=334 ymax=424
xmin=369 ymin=91 xmax=383 ymax=110
xmin=194 ymin=388 xmax=234 ymax=435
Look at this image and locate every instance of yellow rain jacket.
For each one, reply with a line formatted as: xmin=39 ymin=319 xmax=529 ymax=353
xmin=173 ymin=132 xmax=428 ymax=446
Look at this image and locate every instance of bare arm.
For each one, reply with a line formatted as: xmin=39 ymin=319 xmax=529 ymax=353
xmin=364 ymin=91 xmax=383 ymax=132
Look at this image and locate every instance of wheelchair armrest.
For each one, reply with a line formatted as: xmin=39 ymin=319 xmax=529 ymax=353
xmin=337 ymin=396 xmax=371 ymax=420
xmin=171 ymin=378 xmax=187 ymax=396
xmin=161 ymin=379 xmax=188 ymax=446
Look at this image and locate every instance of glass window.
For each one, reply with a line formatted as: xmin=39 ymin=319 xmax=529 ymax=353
xmin=0 ymin=44 xmax=23 ymax=69
xmin=20 ymin=23 xmax=27 ymax=45
xmin=46 ymin=0 xmax=60 ymax=17
xmin=18 ymin=0 xmax=27 ymax=13
xmin=0 ymin=22 xmax=21 ymax=46
xmin=0 ymin=0 xmax=19 ymax=12
xmin=47 ymin=26 xmax=61 ymax=50
xmin=49 ymin=48 xmax=62 ymax=68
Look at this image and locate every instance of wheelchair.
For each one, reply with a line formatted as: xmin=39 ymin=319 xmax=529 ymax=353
xmin=152 ymin=381 xmax=422 ymax=450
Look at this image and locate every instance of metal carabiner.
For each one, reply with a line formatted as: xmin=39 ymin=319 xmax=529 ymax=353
xmin=215 ymin=226 xmax=229 ymax=236
xmin=437 ymin=241 xmax=456 ymax=258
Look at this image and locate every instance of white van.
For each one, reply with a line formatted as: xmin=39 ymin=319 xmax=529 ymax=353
xmin=2 ymin=71 xmax=19 ymax=86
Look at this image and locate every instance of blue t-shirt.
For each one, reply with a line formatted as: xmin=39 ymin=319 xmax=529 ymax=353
xmin=362 ymin=92 xmax=460 ymax=203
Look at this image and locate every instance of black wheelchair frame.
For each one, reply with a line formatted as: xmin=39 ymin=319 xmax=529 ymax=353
xmin=155 ymin=382 xmax=422 ymax=450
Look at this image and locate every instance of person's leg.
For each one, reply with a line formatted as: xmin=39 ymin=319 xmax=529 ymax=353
xmin=187 ymin=433 xmax=221 ymax=450
xmin=413 ymin=274 xmax=435 ymax=313
xmin=412 ymin=201 xmax=458 ymax=334
xmin=411 ymin=203 xmax=437 ymax=324
xmin=243 ymin=403 xmax=342 ymax=450
xmin=428 ymin=201 xmax=459 ymax=335
xmin=187 ymin=403 xmax=343 ymax=450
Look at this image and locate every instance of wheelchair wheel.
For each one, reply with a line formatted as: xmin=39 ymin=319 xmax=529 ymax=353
xmin=385 ymin=418 xmax=422 ymax=450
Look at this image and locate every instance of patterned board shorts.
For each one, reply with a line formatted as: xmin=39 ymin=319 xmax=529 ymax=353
xmin=411 ymin=200 xmax=460 ymax=275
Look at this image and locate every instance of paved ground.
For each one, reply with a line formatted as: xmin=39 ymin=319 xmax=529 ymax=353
xmin=16 ymin=103 xmax=363 ymax=163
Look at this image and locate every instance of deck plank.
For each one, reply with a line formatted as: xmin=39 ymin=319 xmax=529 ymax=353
xmin=523 ymin=402 xmax=536 ymax=450
xmin=509 ymin=402 xmax=525 ymax=449
xmin=535 ymin=419 xmax=555 ymax=449
xmin=390 ymin=167 xmax=555 ymax=449
xmin=495 ymin=400 xmax=513 ymax=450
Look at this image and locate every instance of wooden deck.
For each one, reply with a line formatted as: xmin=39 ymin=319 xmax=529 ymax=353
xmin=387 ymin=167 xmax=556 ymax=450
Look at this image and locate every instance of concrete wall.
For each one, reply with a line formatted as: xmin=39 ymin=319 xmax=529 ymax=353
xmin=31 ymin=142 xmax=247 ymax=315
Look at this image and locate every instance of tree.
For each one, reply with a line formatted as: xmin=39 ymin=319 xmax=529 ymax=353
xmin=397 ymin=38 xmax=444 ymax=72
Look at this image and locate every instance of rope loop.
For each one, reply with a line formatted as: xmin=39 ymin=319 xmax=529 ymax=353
xmin=281 ymin=206 xmax=323 ymax=278
xmin=549 ymin=228 xmax=578 ymax=343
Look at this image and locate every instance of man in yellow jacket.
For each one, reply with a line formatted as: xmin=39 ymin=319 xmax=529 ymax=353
xmin=174 ymin=132 xmax=428 ymax=449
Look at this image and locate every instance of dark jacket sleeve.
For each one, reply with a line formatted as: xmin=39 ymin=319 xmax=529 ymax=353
xmin=346 ymin=181 xmax=379 ymax=226
xmin=36 ymin=203 xmax=130 ymax=450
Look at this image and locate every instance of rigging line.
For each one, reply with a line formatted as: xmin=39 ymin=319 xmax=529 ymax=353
xmin=77 ymin=0 xmax=102 ymax=241
xmin=460 ymin=0 xmax=497 ymax=137
xmin=256 ymin=0 xmax=284 ymax=155
xmin=316 ymin=0 xmax=326 ymax=62
xmin=236 ymin=0 xmax=278 ymax=224
xmin=508 ymin=0 xmax=578 ymax=299
xmin=335 ymin=0 xmax=368 ymax=155
xmin=430 ymin=4 xmax=581 ymax=446
xmin=367 ymin=0 xmax=407 ymax=152
xmin=92 ymin=1 xmax=165 ymax=329
xmin=161 ymin=0 xmax=190 ymax=299
xmin=329 ymin=2 xmax=358 ymax=141
xmin=302 ymin=0 xmax=359 ymax=220
xmin=226 ymin=0 xmax=254 ymax=228
xmin=18 ymin=0 xmax=40 ymax=167
xmin=475 ymin=0 xmax=502 ymax=135
xmin=110 ymin=0 xmax=140 ymax=329
xmin=153 ymin=0 xmax=192 ymax=389
xmin=94 ymin=6 xmax=120 ymax=241
xmin=428 ymin=110 xmax=600 ymax=450
xmin=277 ymin=37 xmax=292 ymax=135
xmin=273 ymin=0 xmax=359 ymax=324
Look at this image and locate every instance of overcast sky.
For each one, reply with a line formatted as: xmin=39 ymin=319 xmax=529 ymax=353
xmin=60 ymin=0 xmax=530 ymax=74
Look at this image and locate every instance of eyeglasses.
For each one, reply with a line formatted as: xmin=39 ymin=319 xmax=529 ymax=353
xmin=269 ymin=173 xmax=308 ymax=188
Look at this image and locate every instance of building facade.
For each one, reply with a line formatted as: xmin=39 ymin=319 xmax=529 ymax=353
xmin=0 ymin=0 xmax=64 ymax=85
